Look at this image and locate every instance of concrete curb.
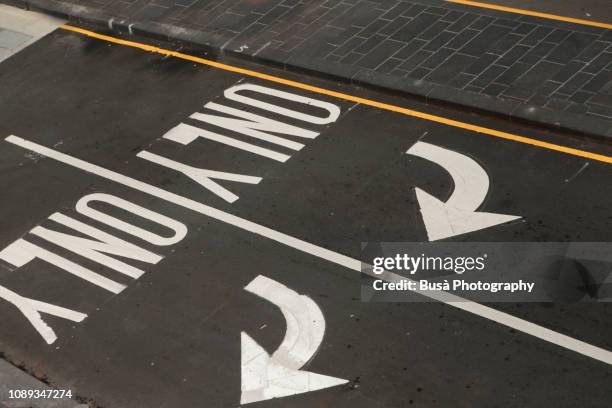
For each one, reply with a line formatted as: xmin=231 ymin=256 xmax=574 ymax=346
xmin=8 ymin=0 xmax=612 ymax=140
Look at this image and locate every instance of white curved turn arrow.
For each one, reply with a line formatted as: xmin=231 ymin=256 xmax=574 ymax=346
xmin=241 ymin=275 xmax=347 ymax=405
xmin=406 ymin=141 xmax=522 ymax=241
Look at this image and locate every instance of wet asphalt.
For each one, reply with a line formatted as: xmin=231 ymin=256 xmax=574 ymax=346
xmin=0 ymin=28 xmax=611 ymax=407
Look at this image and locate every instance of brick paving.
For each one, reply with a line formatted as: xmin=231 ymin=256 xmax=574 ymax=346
xmin=9 ymin=0 xmax=612 ymax=136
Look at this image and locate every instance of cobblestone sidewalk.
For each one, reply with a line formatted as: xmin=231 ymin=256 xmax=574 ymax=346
xmin=6 ymin=0 xmax=612 ymax=137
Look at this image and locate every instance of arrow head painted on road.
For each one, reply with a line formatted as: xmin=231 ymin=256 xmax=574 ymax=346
xmin=415 ymin=188 xmax=521 ymax=241
xmin=241 ymin=275 xmax=348 ymax=404
xmin=240 ymin=332 xmax=348 ymax=405
xmin=407 ymin=141 xmax=522 ymax=240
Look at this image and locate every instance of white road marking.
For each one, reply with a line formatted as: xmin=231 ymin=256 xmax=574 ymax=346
xmin=0 ymin=191 xmax=191 ymax=343
xmin=76 ymin=193 xmax=188 ymax=246
xmin=241 ymin=275 xmax=347 ymax=404
xmin=5 ymin=135 xmax=612 ymax=366
xmin=137 ymin=150 xmax=262 ymax=203
xmin=406 ymin=141 xmax=522 ymax=241
xmin=0 ymin=238 xmax=125 ymax=294
xmin=245 ymin=275 xmax=325 ymax=368
xmin=31 ymin=212 xmax=162 ymax=279
xmin=160 ymin=82 xmax=343 ymax=165
xmin=163 ymin=123 xmax=291 ymax=163
xmin=0 ymin=284 xmax=86 ymax=345
xmin=192 ymin=101 xmax=315 ymax=149
xmin=224 ymin=83 xmax=341 ymax=125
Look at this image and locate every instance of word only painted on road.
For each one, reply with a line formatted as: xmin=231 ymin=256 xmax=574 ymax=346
xmin=140 ymin=82 xmax=340 ymax=203
xmin=0 ymin=83 xmax=342 ymax=344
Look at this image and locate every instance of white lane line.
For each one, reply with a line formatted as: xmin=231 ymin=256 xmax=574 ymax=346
xmin=5 ymin=135 xmax=612 ymax=366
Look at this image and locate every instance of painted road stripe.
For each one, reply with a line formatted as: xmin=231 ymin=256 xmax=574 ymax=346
xmin=58 ymin=25 xmax=612 ymax=165
xmin=6 ymin=135 xmax=612 ymax=366
xmin=445 ymin=0 xmax=612 ymax=30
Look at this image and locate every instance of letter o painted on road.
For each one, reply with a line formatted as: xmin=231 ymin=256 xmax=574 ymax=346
xmin=224 ymin=83 xmax=341 ymax=125
xmin=76 ymin=193 xmax=187 ymax=246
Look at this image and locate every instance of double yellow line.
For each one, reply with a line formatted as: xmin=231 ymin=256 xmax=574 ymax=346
xmin=60 ymin=24 xmax=612 ymax=165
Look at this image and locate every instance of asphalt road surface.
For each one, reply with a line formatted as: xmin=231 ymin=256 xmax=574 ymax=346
xmin=0 ymin=25 xmax=611 ymax=408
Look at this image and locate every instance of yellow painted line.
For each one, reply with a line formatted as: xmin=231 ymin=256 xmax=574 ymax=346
xmin=446 ymin=0 xmax=612 ymax=30
xmin=60 ymin=24 xmax=612 ymax=165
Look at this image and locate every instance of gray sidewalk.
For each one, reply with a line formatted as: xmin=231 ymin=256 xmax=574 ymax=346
xmin=0 ymin=3 xmax=63 ymax=62
xmin=1 ymin=359 xmax=85 ymax=408
xmin=4 ymin=0 xmax=612 ymax=138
